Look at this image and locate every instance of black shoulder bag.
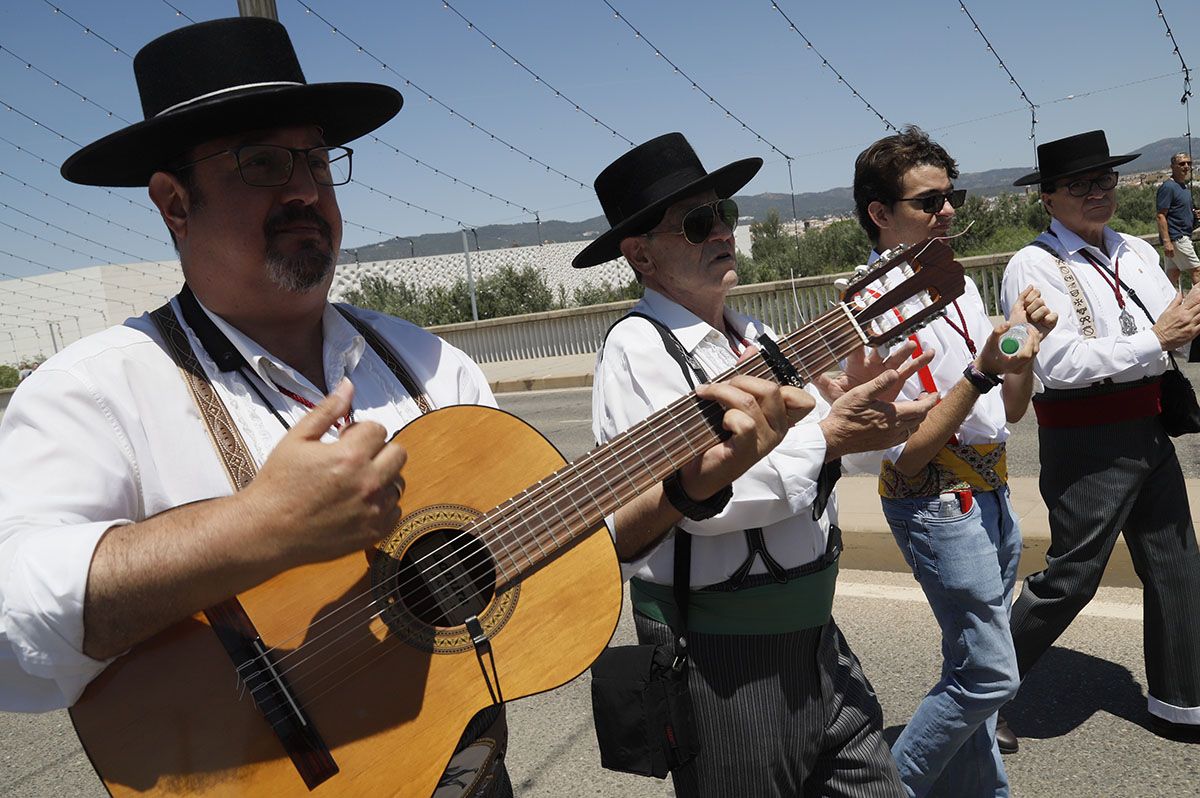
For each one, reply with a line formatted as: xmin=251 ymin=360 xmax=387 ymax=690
xmin=589 ymin=312 xmax=702 ymax=780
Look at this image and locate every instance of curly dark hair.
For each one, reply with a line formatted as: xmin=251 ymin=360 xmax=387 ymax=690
xmin=853 ymin=125 xmax=958 ymax=245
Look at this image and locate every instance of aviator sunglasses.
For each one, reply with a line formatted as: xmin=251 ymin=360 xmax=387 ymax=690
xmin=896 ymin=188 xmax=967 ymax=215
xmin=646 ymin=198 xmax=739 ymax=244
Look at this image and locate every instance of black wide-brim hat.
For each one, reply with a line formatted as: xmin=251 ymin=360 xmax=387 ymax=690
xmin=572 ymin=132 xmax=762 ymax=268
xmin=61 ymin=17 xmax=403 ymax=187
xmin=1013 ymin=130 xmax=1139 ymax=188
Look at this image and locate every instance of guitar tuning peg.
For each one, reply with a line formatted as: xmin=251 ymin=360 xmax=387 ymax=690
xmin=853 ymin=264 xmax=870 ymax=277
xmin=833 ymin=278 xmax=850 ymax=292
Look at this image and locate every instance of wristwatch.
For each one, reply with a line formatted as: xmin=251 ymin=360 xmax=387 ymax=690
xmin=663 ymin=469 xmax=733 ymax=521
xmin=963 ymin=363 xmax=1003 ymax=394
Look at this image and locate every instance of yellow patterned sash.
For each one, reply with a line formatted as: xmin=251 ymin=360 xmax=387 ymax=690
xmin=879 ymin=442 xmax=1008 ymax=498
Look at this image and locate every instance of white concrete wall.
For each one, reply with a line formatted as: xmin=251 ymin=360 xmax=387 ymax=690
xmin=0 ymin=225 xmax=757 ymax=363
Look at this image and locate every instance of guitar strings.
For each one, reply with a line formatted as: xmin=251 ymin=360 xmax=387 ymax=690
xmin=236 ymin=310 xmax=854 ymax=699
xmin=239 ymin=273 xmax=930 ymax=702
xmin=241 ymin=250 xmax=948 ymax=705
xmin=249 ymin=326 xmax=877 ymax=722
xmin=243 ymin=318 xmax=872 ymax=708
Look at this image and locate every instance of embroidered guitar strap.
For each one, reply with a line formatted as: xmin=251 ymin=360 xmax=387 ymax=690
xmin=1030 ymin=239 xmax=1096 ymax=339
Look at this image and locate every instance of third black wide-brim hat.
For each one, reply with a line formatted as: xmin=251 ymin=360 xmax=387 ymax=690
xmin=572 ymin=133 xmax=762 ymax=268
xmin=1013 ymin=130 xmax=1139 ymax=188
xmin=61 ymin=17 xmax=403 ymax=187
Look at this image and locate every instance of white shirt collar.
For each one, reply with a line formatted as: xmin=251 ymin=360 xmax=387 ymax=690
xmin=193 ymin=298 xmax=367 ymax=397
xmin=639 ymin=287 xmax=758 ymax=353
xmin=1046 ymin=218 xmax=1128 ymax=264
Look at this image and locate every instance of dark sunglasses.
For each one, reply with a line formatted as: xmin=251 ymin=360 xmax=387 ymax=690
xmin=895 ymin=189 xmax=967 ymax=215
xmin=646 ymin=198 xmax=739 ymax=245
xmin=1059 ymin=172 xmax=1118 ymax=197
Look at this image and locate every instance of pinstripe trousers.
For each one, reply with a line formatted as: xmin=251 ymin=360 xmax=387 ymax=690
xmin=634 ymin=613 xmax=904 ymax=798
xmin=1010 ymin=415 xmax=1200 ymax=723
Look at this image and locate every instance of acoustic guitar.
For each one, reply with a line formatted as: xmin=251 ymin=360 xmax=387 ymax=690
xmin=70 ymin=240 xmax=964 ymax=796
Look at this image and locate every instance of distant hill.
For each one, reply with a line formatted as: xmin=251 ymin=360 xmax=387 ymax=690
xmin=341 ymin=136 xmax=1197 ymax=263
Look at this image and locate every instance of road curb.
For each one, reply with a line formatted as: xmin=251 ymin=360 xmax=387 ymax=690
xmin=490 ymin=374 xmax=593 ymax=394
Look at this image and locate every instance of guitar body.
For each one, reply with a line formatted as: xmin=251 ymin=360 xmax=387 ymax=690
xmin=70 ymin=405 xmax=622 ymax=797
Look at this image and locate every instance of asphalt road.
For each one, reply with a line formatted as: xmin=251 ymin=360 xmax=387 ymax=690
xmin=3 ymin=381 xmax=1199 ymax=796
xmin=495 ymin=360 xmax=1200 ymax=478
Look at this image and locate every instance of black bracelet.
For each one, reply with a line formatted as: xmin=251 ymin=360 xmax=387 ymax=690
xmin=962 ymin=363 xmax=1003 ymax=394
xmin=663 ymin=470 xmax=733 ymax=521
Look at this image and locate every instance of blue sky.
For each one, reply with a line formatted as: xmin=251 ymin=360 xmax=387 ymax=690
xmin=0 ymin=0 xmax=1197 ymax=278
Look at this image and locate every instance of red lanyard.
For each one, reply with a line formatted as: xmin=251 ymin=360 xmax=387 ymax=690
xmin=723 ymin=319 xmax=751 ymax=356
xmin=939 ymin=301 xmax=978 ymax=357
xmin=272 ymin=382 xmax=355 ymax=429
xmin=1077 ymin=249 xmax=1125 ymax=310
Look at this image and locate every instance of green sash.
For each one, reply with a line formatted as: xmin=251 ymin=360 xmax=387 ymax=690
xmin=630 ymin=560 xmax=838 ymax=636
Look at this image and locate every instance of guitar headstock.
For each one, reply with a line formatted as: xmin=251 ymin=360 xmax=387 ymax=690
xmin=837 ymin=238 xmax=966 ymax=347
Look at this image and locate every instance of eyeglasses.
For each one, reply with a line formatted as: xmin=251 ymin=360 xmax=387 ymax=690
xmin=174 ymin=144 xmax=353 ymax=187
xmin=1058 ymin=172 xmax=1118 ymax=197
xmin=645 ymin=199 xmax=739 ymax=245
xmin=1178 ymin=162 xmax=1193 ymax=169
xmin=895 ymin=189 xmax=967 ymax=215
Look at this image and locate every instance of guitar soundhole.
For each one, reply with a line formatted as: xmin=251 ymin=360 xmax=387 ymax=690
xmin=393 ymin=528 xmax=496 ymax=627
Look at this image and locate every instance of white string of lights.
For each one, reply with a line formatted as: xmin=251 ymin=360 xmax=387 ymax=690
xmin=768 ymin=3 xmax=895 ymax=131
xmin=0 ymin=137 xmax=160 ymax=216
xmin=0 ymin=168 xmax=164 ymax=241
xmin=0 ymin=200 xmax=160 ymax=264
xmin=957 ymin=1 xmax=1038 ymax=157
xmin=369 ymin=135 xmax=538 ymax=216
xmin=349 ymin=178 xmax=477 ymax=230
xmin=0 ymin=98 xmax=85 ymax=147
xmin=40 ymin=1 xmax=134 ymax=58
xmin=440 ymin=0 xmax=634 ymax=147
xmin=292 ymin=0 xmax=590 ymax=190
xmin=158 ymin=0 xmax=197 ymax=23
xmin=1154 ymin=0 xmax=1193 ymax=186
xmin=0 ymin=44 xmax=135 ymax=124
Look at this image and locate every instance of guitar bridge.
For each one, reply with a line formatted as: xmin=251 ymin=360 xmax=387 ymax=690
xmin=207 ymin=599 xmax=339 ymax=790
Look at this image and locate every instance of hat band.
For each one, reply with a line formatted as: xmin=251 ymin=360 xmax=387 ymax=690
xmin=155 ymin=81 xmax=306 ymax=117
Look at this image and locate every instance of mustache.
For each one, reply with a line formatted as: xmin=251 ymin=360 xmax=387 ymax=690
xmin=264 ymin=206 xmax=333 ymax=240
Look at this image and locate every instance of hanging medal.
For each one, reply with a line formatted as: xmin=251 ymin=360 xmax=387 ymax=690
xmin=1077 ymin=248 xmax=1138 ymax=336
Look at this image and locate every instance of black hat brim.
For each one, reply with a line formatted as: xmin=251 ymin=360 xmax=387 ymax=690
xmin=61 ymin=82 xmax=403 ymax=187
xmin=572 ymin=157 xmax=763 ymax=269
xmin=1012 ymin=152 xmax=1139 ymax=187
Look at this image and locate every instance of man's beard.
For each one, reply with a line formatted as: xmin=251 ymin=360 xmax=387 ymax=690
xmin=264 ymin=206 xmax=336 ymax=293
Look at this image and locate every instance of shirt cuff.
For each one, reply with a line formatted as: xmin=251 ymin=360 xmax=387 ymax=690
xmin=2 ymin=521 xmax=122 ymax=707
xmin=1130 ymin=329 xmax=1166 ymax=365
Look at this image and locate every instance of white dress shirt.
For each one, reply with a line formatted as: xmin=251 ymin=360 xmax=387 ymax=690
xmin=867 ymin=252 xmax=1011 ymax=468
xmin=1001 ymin=219 xmax=1174 ymax=389
xmin=0 ymin=297 xmax=495 ymax=711
xmin=592 ymin=288 xmax=834 ymax=588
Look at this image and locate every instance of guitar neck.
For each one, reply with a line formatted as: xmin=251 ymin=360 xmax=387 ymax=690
xmin=476 ymin=305 xmax=865 ymax=589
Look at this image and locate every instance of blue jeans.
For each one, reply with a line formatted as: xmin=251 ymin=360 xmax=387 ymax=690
xmin=882 ymin=487 xmax=1022 ymax=798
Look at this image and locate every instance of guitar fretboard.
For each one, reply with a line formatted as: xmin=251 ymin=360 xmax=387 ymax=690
xmin=471 ymin=305 xmax=864 ymax=588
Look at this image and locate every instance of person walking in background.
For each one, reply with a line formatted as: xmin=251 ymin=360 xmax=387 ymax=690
xmin=1156 ymin=152 xmax=1199 ymax=288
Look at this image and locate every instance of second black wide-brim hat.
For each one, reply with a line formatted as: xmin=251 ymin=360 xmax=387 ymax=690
xmin=572 ymin=132 xmax=762 ymax=269
xmin=1013 ymin=130 xmax=1139 ymax=188
xmin=61 ymin=17 xmax=403 ymax=187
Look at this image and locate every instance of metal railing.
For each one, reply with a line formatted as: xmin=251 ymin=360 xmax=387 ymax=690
xmin=431 ymin=252 xmax=1014 ymax=363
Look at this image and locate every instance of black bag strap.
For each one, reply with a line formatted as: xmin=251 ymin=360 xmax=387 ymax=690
xmin=603 ymin=312 xmax=701 ymax=652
